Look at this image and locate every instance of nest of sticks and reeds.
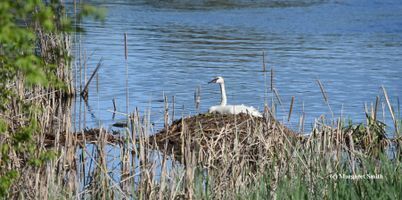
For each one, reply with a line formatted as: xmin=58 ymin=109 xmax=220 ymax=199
xmin=149 ymin=112 xmax=305 ymax=168
xmin=148 ymin=110 xmax=399 ymax=168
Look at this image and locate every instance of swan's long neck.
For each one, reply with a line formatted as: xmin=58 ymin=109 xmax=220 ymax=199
xmin=219 ymin=82 xmax=227 ymax=106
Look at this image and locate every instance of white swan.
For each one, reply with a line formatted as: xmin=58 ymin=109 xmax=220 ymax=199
xmin=208 ymin=76 xmax=262 ymax=118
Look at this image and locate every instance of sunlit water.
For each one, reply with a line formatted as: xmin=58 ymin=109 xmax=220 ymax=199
xmin=71 ymin=0 xmax=402 ymax=133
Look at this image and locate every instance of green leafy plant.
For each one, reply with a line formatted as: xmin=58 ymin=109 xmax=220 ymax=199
xmin=0 ymin=0 xmax=105 ymax=197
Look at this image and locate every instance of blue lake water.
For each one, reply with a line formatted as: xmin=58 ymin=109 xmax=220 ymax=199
xmin=72 ymin=0 xmax=402 ymax=133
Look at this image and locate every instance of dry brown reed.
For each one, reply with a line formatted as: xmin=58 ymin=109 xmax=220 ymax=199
xmin=7 ymin=87 xmax=400 ymax=199
xmin=288 ymin=96 xmax=295 ymax=122
xmin=80 ymin=58 xmax=103 ymax=100
xmin=124 ymin=33 xmax=129 ymax=117
xmin=2 ymin=29 xmax=77 ymax=198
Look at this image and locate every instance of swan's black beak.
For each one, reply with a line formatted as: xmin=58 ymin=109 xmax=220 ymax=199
xmin=208 ymin=77 xmax=218 ymax=84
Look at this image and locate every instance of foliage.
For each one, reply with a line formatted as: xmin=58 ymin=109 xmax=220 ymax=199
xmin=0 ymin=0 xmax=104 ymax=197
xmin=342 ymin=115 xmax=388 ymax=157
xmin=0 ymin=170 xmax=18 ymax=197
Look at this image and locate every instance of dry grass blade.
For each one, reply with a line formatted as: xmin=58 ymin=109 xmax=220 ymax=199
xmin=273 ymin=88 xmax=283 ymax=105
xmin=316 ymin=79 xmax=334 ymax=118
xmin=382 ymin=86 xmax=399 ymax=134
xmin=316 ymin=79 xmax=328 ymax=103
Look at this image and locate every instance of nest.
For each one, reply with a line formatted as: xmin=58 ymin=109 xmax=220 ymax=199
xmin=44 ymin=128 xmax=122 ymax=147
xmin=149 ymin=113 xmax=302 ymax=164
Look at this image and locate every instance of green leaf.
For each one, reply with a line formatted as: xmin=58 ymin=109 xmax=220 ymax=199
xmin=40 ymin=150 xmax=57 ymax=162
xmin=0 ymin=170 xmax=19 ymax=197
xmin=28 ymin=158 xmax=42 ymax=167
xmin=0 ymin=118 xmax=7 ymax=133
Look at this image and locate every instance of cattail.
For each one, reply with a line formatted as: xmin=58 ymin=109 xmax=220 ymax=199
xmin=288 ymin=96 xmax=295 ymax=122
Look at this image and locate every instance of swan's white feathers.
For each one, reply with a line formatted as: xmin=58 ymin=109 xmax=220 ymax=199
xmin=208 ymin=76 xmax=262 ymax=118
xmin=208 ymin=104 xmax=262 ymax=117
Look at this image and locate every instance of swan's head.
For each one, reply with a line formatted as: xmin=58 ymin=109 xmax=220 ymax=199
xmin=208 ymin=76 xmax=224 ymax=84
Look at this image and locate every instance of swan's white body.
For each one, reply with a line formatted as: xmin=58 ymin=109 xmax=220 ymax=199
xmin=208 ymin=104 xmax=262 ymax=117
xmin=208 ymin=76 xmax=262 ymax=118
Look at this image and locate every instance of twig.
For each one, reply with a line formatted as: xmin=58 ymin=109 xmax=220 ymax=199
xmin=80 ymin=58 xmax=103 ymax=100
